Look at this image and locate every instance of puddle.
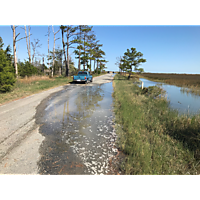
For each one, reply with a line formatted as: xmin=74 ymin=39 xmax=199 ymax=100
xmin=36 ymin=82 xmax=120 ymax=174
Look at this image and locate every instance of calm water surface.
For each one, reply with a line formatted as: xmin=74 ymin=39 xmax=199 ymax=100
xmin=140 ymin=78 xmax=200 ymax=115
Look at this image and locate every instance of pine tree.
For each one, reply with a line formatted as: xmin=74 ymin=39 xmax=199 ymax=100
xmin=0 ymin=37 xmax=16 ymax=92
xmin=124 ymin=47 xmax=146 ymax=74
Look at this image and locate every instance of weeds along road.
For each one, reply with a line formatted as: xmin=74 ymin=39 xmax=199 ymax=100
xmin=0 ymin=74 xmax=120 ymax=174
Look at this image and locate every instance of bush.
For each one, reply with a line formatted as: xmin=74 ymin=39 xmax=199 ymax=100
xmin=0 ymin=38 xmax=16 ymax=92
xmin=18 ymin=61 xmax=41 ymax=77
xmin=0 ymin=69 xmax=16 ymax=92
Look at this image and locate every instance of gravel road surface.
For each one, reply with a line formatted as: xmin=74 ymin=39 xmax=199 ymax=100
xmin=0 ymin=74 xmax=121 ymax=174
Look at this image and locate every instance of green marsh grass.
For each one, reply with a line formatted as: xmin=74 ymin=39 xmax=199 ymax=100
xmin=113 ymin=74 xmax=200 ymax=175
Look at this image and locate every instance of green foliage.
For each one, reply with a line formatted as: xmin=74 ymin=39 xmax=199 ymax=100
xmin=117 ymin=47 xmax=146 ymax=74
xmin=0 ymin=70 xmax=16 ymax=92
xmin=18 ymin=61 xmax=41 ymax=77
xmin=137 ymin=68 xmax=144 ymax=73
xmin=0 ymin=37 xmax=16 ymax=92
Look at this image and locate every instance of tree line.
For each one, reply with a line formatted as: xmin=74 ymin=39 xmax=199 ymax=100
xmin=11 ymin=25 xmax=107 ymax=78
xmin=115 ymin=47 xmax=146 ymax=76
xmin=0 ymin=25 xmax=108 ymax=92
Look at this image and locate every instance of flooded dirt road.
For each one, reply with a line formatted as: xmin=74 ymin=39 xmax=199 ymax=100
xmin=35 ymin=74 xmax=120 ymax=174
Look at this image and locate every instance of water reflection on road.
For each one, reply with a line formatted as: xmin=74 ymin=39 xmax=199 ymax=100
xmin=36 ymin=82 xmax=119 ymax=175
xmin=140 ymin=78 xmax=200 ymax=115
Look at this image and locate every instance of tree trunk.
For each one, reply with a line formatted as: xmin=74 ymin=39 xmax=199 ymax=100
xmin=78 ymin=26 xmax=82 ymax=71
xmin=66 ymin=45 xmax=69 ymax=77
xmin=96 ymin=60 xmax=98 ymax=74
xmin=28 ymin=26 xmax=31 ymax=63
xmin=94 ymin=59 xmax=95 ymax=73
xmin=90 ymin=59 xmax=91 ymax=72
xmin=25 ymin=26 xmax=31 ymax=63
xmin=66 ymin=30 xmax=69 ymax=77
xmin=52 ymin=26 xmax=55 ymax=78
xmin=62 ymin=28 xmax=67 ymax=77
xmin=61 ymin=56 xmax=63 ymax=75
xmin=43 ymin=57 xmax=45 ymax=73
xmin=12 ymin=25 xmax=18 ymax=78
xmin=83 ymin=35 xmax=86 ymax=71
xmin=48 ymin=26 xmax=50 ymax=70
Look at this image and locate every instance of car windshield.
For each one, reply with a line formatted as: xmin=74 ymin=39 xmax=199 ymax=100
xmin=78 ymin=72 xmax=87 ymax=75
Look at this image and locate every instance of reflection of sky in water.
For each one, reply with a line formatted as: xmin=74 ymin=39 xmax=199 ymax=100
xmin=140 ymin=78 xmax=200 ymax=115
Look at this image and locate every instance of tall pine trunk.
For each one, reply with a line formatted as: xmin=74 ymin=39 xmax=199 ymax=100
xmin=78 ymin=26 xmax=81 ymax=71
xmin=62 ymin=28 xmax=67 ymax=77
xmin=66 ymin=29 xmax=69 ymax=77
xmin=83 ymin=35 xmax=86 ymax=71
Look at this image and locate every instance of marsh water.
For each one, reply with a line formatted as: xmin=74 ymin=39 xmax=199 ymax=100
xmin=140 ymin=78 xmax=200 ymax=115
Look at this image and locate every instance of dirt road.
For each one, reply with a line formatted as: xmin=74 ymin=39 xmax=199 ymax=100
xmin=0 ymin=74 xmax=120 ymax=174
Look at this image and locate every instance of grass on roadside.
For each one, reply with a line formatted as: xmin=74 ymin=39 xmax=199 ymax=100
xmin=113 ymin=74 xmax=200 ymax=175
xmin=0 ymin=73 xmax=107 ymax=105
xmin=0 ymin=75 xmax=72 ymax=105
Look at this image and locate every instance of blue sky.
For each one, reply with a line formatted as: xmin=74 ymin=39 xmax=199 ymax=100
xmin=0 ymin=25 xmax=199 ymax=73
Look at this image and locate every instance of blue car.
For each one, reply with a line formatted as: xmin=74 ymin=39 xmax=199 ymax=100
xmin=73 ymin=71 xmax=93 ymax=84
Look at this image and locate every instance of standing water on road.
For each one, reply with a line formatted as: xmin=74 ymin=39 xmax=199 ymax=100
xmin=35 ymin=81 xmax=120 ymax=175
xmin=140 ymin=78 xmax=200 ymax=115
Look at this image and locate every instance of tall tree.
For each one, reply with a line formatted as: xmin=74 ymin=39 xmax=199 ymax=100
xmin=11 ymin=25 xmax=31 ymax=78
xmin=83 ymin=31 xmax=96 ymax=72
xmin=77 ymin=25 xmax=84 ymax=71
xmin=52 ymin=26 xmax=60 ymax=77
xmin=98 ymin=59 xmax=108 ymax=73
xmin=65 ymin=26 xmax=77 ymax=77
xmin=0 ymin=37 xmax=16 ymax=92
xmin=124 ymin=47 xmax=146 ymax=74
xmin=73 ymin=25 xmax=93 ymax=71
xmin=81 ymin=25 xmax=93 ymax=70
xmin=23 ymin=25 xmax=31 ymax=63
xmin=45 ymin=26 xmax=51 ymax=71
xmin=60 ymin=25 xmax=67 ymax=76
xmin=31 ymin=39 xmax=41 ymax=66
xmin=93 ymin=46 xmax=105 ymax=73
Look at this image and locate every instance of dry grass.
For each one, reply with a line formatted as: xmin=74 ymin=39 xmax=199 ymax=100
xmin=0 ymin=76 xmax=72 ymax=105
xmin=140 ymin=73 xmax=200 ymax=87
xmin=19 ymin=75 xmax=51 ymax=84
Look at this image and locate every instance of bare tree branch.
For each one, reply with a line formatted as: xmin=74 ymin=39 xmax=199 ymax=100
xmin=15 ymin=33 xmax=20 ymax=40
xmin=55 ymin=29 xmax=60 ymax=35
xmin=16 ymin=34 xmax=32 ymax=42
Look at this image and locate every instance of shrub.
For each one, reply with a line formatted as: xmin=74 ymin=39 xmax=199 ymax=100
xmin=18 ymin=61 xmax=41 ymax=77
xmin=0 ymin=70 xmax=16 ymax=92
xmin=0 ymin=38 xmax=16 ymax=92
